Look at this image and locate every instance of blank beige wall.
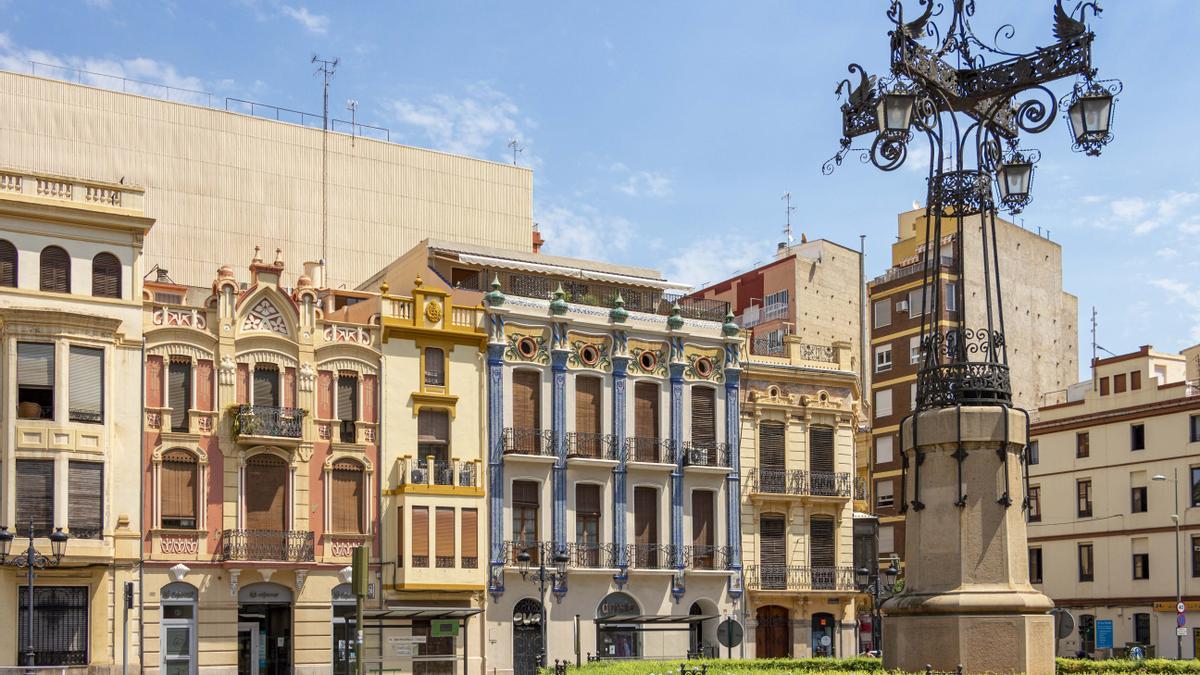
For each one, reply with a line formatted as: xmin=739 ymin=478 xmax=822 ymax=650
xmin=0 ymin=71 xmax=533 ymax=289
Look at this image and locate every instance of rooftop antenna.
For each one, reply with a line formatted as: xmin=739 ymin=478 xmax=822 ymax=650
xmin=507 ymin=138 xmax=524 ymax=166
xmin=312 ymin=55 xmax=339 ymax=131
xmin=345 ymin=99 xmax=359 ymax=145
xmin=312 ymin=54 xmax=338 ymax=284
xmin=782 ymin=192 xmax=796 ymax=244
xmin=1090 ymin=305 xmax=1117 ymax=390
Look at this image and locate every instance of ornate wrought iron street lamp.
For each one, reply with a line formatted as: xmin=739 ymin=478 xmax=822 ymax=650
xmin=0 ymin=521 xmax=70 ymax=669
xmin=1063 ymin=79 xmax=1120 ymax=156
xmin=856 ymin=559 xmax=900 ymax=653
xmin=996 ymin=146 xmax=1039 ymax=214
xmin=517 ymin=548 xmax=569 ymax=667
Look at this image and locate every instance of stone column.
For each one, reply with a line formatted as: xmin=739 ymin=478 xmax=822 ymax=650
xmin=882 ymin=406 xmax=1053 ymax=674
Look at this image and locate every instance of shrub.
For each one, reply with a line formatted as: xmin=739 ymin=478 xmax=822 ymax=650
xmin=1057 ymin=658 xmax=1200 ymax=673
xmin=539 ymin=657 xmax=885 ymax=675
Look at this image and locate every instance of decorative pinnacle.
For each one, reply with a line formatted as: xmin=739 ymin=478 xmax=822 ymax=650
xmin=484 ymin=275 xmax=506 ymax=307
xmin=666 ymin=301 xmax=684 ymax=330
xmin=722 ymin=309 xmax=739 ymax=337
xmin=549 ymin=283 xmax=569 ymax=316
xmin=610 ymin=292 xmax=629 ymax=323
xmin=380 ymin=280 xmax=390 ymax=295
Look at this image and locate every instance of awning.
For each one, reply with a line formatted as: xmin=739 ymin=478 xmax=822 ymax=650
xmin=365 ymin=607 xmax=482 ymax=621
xmin=596 ymin=614 xmax=717 ymax=625
xmin=452 ymin=252 xmax=691 ymax=291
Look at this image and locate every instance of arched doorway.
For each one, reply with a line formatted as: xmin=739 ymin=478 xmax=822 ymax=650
xmin=238 ymin=582 xmax=293 ymax=675
xmin=755 ymin=605 xmax=790 ymax=658
xmin=688 ymin=600 xmax=719 ymax=658
xmin=811 ymin=612 xmax=836 ymax=657
xmin=596 ymin=592 xmax=641 ymax=659
xmin=513 ymin=598 xmax=544 ymax=675
xmin=161 ymin=582 xmax=197 ymax=675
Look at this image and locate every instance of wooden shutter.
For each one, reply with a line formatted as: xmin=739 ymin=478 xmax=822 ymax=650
xmin=168 ymin=359 xmax=191 ymax=431
xmin=39 ymin=246 xmax=70 ymax=293
xmin=244 ymin=454 xmax=287 ymax=530
xmin=161 ymin=451 xmax=198 ymax=525
xmin=692 ymin=490 xmax=714 ymax=547
xmin=809 ymin=426 xmax=835 ymax=473
xmin=418 ymin=409 xmax=449 ymax=444
xmin=759 ymin=515 xmax=786 ymax=567
xmin=317 ymin=370 xmax=333 ymax=418
xmin=145 ymin=355 xmax=164 ymax=408
xmin=17 ymin=342 xmax=54 ymax=387
xmin=91 ymin=252 xmax=121 ymax=298
xmin=0 ymin=239 xmax=16 ymax=287
xmin=331 ymin=462 xmax=364 ymax=533
xmin=283 ymin=367 xmax=296 ymax=409
xmin=635 ymin=382 xmax=659 ymax=439
xmin=236 ymin=363 xmax=249 ymax=404
xmin=512 ymin=370 xmax=541 ymax=430
xmin=361 ymin=374 xmax=377 ymax=423
xmin=690 ymin=387 xmax=716 ymax=447
xmin=575 ymin=376 xmax=601 ymax=434
xmin=195 ymin=360 xmax=214 ymax=411
xmin=16 ymin=460 xmax=54 ymax=537
xmin=634 ymin=487 xmax=657 ymax=546
xmin=809 ymin=516 xmax=835 ymax=567
xmin=253 ymin=366 xmax=278 ymax=407
xmin=461 ymin=508 xmax=478 ymax=560
xmin=68 ymin=461 xmax=103 ymax=539
xmin=412 ymin=506 xmax=429 ymax=559
xmin=576 ymin=484 xmax=601 ymax=516
xmin=68 ymin=346 xmax=104 ymax=423
xmin=759 ymin=422 xmax=785 ymax=471
xmin=436 ymin=507 xmax=455 ymax=560
xmin=337 ymin=373 xmax=357 ymax=421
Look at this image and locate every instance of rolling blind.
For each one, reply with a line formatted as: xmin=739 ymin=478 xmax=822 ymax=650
xmin=68 ymin=461 xmax=103 ymax=539
xmin=809 ymin=516 xmax=835 ymax=568
xmin=462 ymin=508 xmax=478 ymax=559
xmin=91 ymin=252 xmax=121 ymax=298
xmin=39 ymin=246 xmax=70 ymax=293
xmin=161 ymin=451 xmax=197 ymax=523
xmin=425 ymin=348 xmax=445 ymax=385
xmin=412 ymin=507 xmax=429 ymax=558
xmin=331 ymin=463 xmax=364 ymax=533
xmin=576 ymin=484 xmax=601 ymax=516
xmin=68 ymin=346 xmax=103 ymax=423
xmin=512 ymin=370 xmax=541 ymax=430
xmin=759 ymin=422 xmax=786 ymax=471
xmin=252 ymin=366 xmax=278 ymax=407
xmin=16 ymin=460 xmax=54 ymax=537
xmin=635 ymin=383 xmax=659 ymax=439
xmin=145 ymin=356 xmax=164 ymax=408
xmin=436 ymin=507 xmax=455 ymax=559
xmin=0 ymin=239 xmax=15 ymax=287
xmin=168 ymin=359 xmax=191 ymax=431
xmin=634 ymin=486 xmax=657 ymax=546
xmin=417 ymin=409 xmax=449 ymax=444
xmin=809 ymin=426 xmax=835 ymax=473
xmin=575 ymin=376 xmax=601 ymax=435
xmin=512 ymin=480 xmax=539 ymax=507
xmin=692 ymin=490 xmax=714 ymax=548
xmin=17 ymin=342 xmax=54 ymax=386
xmin=337 ymin=374 xmax=357 ymax=421
xmin=690 ymin=387 xmax=716 ymax=447
xmin=195 ymin=359 xmax=214 ymax=410
xmin=244 ymin=454 xmax=287 ymax=530
xmin=759 ymin=515 xmax=786 ymax=567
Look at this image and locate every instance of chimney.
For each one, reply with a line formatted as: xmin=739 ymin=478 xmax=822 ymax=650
xmin=532 ymin=225 xmax=545 ymax=253
xmin=303 ymin=261 xmax=324 ymax=289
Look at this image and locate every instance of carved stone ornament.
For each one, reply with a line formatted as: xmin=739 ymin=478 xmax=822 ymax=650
xmin=219 ymin=355 xmax=237 ymax=385
xmin=242 ymin=298 xmax=289 ymax=336
xmin=169 ymin=563 xmax=191 ymax=582
xmin=424 ymin=300 xmax=443 ymax=324
xmin=298 ymin=363 xmax=315 ymax=392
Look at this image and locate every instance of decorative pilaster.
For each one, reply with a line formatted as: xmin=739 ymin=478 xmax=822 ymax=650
xmin=611 ymin=353 xmax=630 ymax=586
xmin=551 ymin=328 xmax=569 ymax=597
xmin=487 ymin=341 xmax=507 ymax=599
xmin=669 ymin=360 xmax=685 ymax=601
xmin=724 ymin=367 xmax=743 ymax=598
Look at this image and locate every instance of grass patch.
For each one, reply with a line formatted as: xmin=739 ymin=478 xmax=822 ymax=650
xmin=541 ymin=657 xmax=1200 ymax=674
xmin=1057 ymin=658 xmax=1200 ymax=673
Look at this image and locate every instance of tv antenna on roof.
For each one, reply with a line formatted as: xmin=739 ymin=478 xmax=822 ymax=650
xmin=311 ymin=55 xmax=339 ymax=131
xmin=345 ymin=99 xmax=359 ymax=145
xmin=782 ymin=191 xmax=796 ymax=244
xmin=507 ymin=138 xmax=524 ymax=166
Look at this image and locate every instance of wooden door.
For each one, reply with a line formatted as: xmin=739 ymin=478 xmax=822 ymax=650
xmin=755 ymin=605 xmax=790 ymax=658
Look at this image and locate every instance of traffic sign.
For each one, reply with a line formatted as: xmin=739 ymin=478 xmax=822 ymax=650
xmin=717 ymin=619 xmax=743 ymax=648
xmin=1179 ymin=627 xmax=1190 ymax=637
xmin=1179 ymin=602 xmax=1188 ymax=613
xmin=1179 ymin=613 xmax=1188 ymax=628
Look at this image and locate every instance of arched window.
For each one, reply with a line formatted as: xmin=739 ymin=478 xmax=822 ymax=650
xmin=161 ymin=450 xmax=199 ymax=529
xmin=0 ymin=239 xmax=16 ymax=287
xmin=330 ymin=460 xmax=365 ymax=534
xmin=39 ymin=245 xmax=70 ymax=293
xmin=91 ymin=252 xmax=121 ymax=298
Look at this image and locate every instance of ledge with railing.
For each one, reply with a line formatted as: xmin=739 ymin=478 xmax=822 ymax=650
xmin=683 ymin=544 xmax=734 ymax=571
xmin=0 ymin=166 xmax=146 ymax=212
xmin=503 ymin=539 xmax=553 ymax=566
xmin=221 ymin=529 xmax=315 ymax=562
xmin=745 ymin=468 xmax=854 ymax=498
xmin=744 ymin=565 xmax=857 ymax=592
xmin=502 ymin=427 xmax=556 ymax=457
xmin=681 ymin=441 xmax=731 ymax=469
xmin=567 ymin=432 xmax=620 ymax=461
xmin=566 ymin=542 xmax=619 ymax=569
xmin=397 ymin=458 xmax=479 ymax=488
xmin=232 ymin=405 xmax=305 ymax=439
xmin=625 ymin=437 xmax=675 ymax=464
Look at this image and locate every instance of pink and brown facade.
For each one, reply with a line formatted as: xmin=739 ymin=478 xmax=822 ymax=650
xmin=140 ymin=250 xmax=380 ymax=675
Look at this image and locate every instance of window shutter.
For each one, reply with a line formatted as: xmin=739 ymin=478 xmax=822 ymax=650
xmin=361 ymin=374 xmax=377 ymax=423
xmin=513 ymin=480 xmax=539 ymax=507
xmin=436 ymin=507 xmax=455 ymax=559
xmin=0 ymin=239 xmax=16 ymax=287
xmin=759 ymin=515 xmax=786 ymax=567
xmin=635 ymin=383 xmax=659 ymax=439
xmin=691 ymin=387 xmax=716 ymax=447
xmin=809 ymin=426 xmax=835 ymax=473
xmin=692 ymin=490 xmax=714 ymax=548
xmin=575 ymin=376 xmax=601 ymax=435
xmin=634 ymin=487 xmax=658 ymax=546
xmin=91 ymin=252 xmax=122 ymax=298
xmin=317 ymin=370 xmax=333 ymax=418
xmin=576 ymin=484 xmax=601 ymax=516
xmin=331 ymin=462 xmax=364 ymax=533
xmin=417 ymin=409 xmax=449 ymax=444
xmin=145 ymin=355 xmax=164 ymax=408
xmin=161 ymin=451 xmax=198 ymax=525
xmin=512 ymin=370 xmax=541 ymax=430
xmin=236 ymin=363 xmax=249 ymax=404
xmin=425 ymin=348 xmax=445 ymax=386
xmin=283 ymin=367 xmax=296 ymax=409
xmin=810 ymin=516 xmax=835 ymax=567
xmin=39 ymin=246 xmax=70 ymax=293
xmin=412 ymin=507 xmax=429 ymax=558
xmin=195 ymin=359 xmax=214 ymax=411
xmin=244 ymin=454 xmax=287 ymax=531
xmin=17 ymin=342 xmax=54 ymax=387
xmin=168 ymin=359 xmax=191 ymax=432
xmin=461 ymin=508 xmax=478 ymax=560
xmin=253 ymin=366 xmax=278 ymax=407
xmin=397 ymin=506 xmax=404 ymax=562
xmin=337 ymin=374 xmax=357 ymax=421
xmin=759 ymin=422 xmax=785 ymax=471
xmin=16 ymin=460 xmax=54 ymax=537
xmin=68 ymin=461 xmax=103 ymax=539
xmin=68 ymin=346 xmax=104 ymax=423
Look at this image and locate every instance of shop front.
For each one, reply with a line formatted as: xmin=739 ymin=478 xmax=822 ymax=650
xmin=237 ymin=582 xmax=293 ymax=675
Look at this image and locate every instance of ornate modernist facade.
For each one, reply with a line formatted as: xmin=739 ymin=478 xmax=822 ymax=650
xmin=140 ymin=250 xmax=380 ymax=675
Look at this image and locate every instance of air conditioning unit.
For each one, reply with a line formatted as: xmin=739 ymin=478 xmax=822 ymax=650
xmin=896 ymin=300 xmax=910 ymax=312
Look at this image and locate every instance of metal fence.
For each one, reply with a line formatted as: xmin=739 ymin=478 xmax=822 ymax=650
xmin=744 ymin=565 xmax=857 ymax=591
xmin=221 ymin=529 xmax=315 ymax=562
xmin=233 ymin=405 xmax=305 ymax=439
xmin=18 ymin=586 xmax=88 ymax=666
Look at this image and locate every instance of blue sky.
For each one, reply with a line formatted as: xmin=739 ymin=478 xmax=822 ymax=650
xmin=3 ymin=1 xmax=1198 ymax=371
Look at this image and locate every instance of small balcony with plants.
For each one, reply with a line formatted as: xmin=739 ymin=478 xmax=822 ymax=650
xmin=231 ymin=405 xmax=306 ymax=446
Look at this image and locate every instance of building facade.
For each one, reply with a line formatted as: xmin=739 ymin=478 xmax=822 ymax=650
xmin=140 ymin=250 xmax=380 ymax=675
xmin=738 ymin=338 xmax=863 ymax=659
xmin=1029 ymin=345 xmax=1200 ymax=659
xmin=0 ymin=168 xmax=151 ymax=671
xmin=868 ymin=208 xmax=1077 ymax=566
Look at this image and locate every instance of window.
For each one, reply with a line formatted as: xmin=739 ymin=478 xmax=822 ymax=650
xmin=1078 ymin=543 xmax=1094 ymax=581
xmin=1099 ymin=377 xmax=1109 ymax=396
xmin=874 ymin=345 xmax=892 ymax=373
xmin=945 ymin=282 xmax=957 ymax=312
xmin=91 ymin=252 xmax=121 ymax=298
xmin=1027 ymin=440 xmax=1039 ymax=465
xmin=39 ymin=245 xmax=70 ymax=293
xmin=1114 ymin=373 xmax=1127 ymax=394
xmin=412 ymin=506 xmax=429 ymax=567
xmin=764 ymin=289 xmax=788 ymax=308
xmin=0 ymin=238 xmax=16 ymax=287
xmin=873 ymin=299 xmax=890 ymax=328
xmin=17 ymin=342 xmax=55 ymax=420
xmin=331 ymin=461 xmax=365 ymax=534
xmin=511 ymin=370 xmax=542 ymax=454
xmin=161 ymin=450 xmax=198 ymax=529
xmin=1191 ymin=415 xmax=1200 ymax=443
xmin=1077 ymin=479 xmax=1093 ymax=518
xmin=68 ymin=461 xmax=103 ymax=540
xmin=1029 ymin=548 xmax=1043 ymax=584
xmin=1131 ymin=486 xmax=1148 ymax=513
xmin=691 ymin=490 xmax=716 ymax=569
xmin=759 ymin=421 xmax=785 ymax=492
xmin=634 ymin=486 xmax=659 ymax=566
xmin=1131 ymin=370 xmax=1142 ymax=391
xmin=909 ymin=336 xmax=921 ymax=364
xmin=1028 ymin=486 xmax=1041 ymax=522
xmin=19 ymin=587 xmax=88 ymax=666
xmin=1191 ymin=466 xmax=1200 ymax=508
xmin=759 ymin=515 xmax=786 ymax=588
xmin=337 ymin=373 xmax=358 ymax=443
xmin=576 ymin=484 xmax=601 ymax=567
xmin=689 ymin=386 xmax=717 ymax=455
xmin=875 ymin=389 xmax=893 ymax=418
xmin=907 ymin=287 xmax=926 ymax=318
xmin=572 ymin=376 xmax=603 ymax=458
xmin=1133 ymin=613 xmax=1151 ymax=645
xmin=1192 ymin=535 xmax=1200 ymax=577
xmin=512 ymin=480 xmax=539 ymax=562
xmin=244 ymin=453 xmax=288 ymax=531
xmin=67 ymin=346 xmax=104 ymax=424
xmin=168 ymin=358 xmax=191 ymax=432
xmin=876 ymin=479 xmax=895 ymax=509
xmin=1132 ymin=552 xmax=1150 ymax=580
xmin=252 ymin=365 xmax=279 ymax=407
xmin=809 ymin=516 xmax=836 ymax=589
xmin=875 ymin=435 xmax=894 ymax=465
xmin=632 ymin=382 xmax=660 ymax=461
xmin=461 ymin=508 xmax=478 ymax=568
xmin=435 ymin=507 xmax=455 ymax=568
xmin=16 ymin=459 xmax=54 ymax=537
xmin=417 ymin=409 xmax=450 ymax=482
xmin=1076 ymin=432 xmax=1090 ymax=458
xmin=878 ymin=525 xmax=895 ymax=554
xmin=809 ymin=426 xmax=834 ymax=477
xmin=424 ymin=347 xmax=445 ymax=386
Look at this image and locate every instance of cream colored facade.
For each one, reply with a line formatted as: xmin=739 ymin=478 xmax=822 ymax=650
xmin=1030 ymin=345 xmax=1200 ymax=659
xmin=0 ymin=71 xmax=534 ymax=290
xmin=0 ymin=168 xmax=152 ymax=670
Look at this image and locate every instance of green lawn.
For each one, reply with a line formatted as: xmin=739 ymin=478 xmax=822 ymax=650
xmin=539 ymin=657 xmax=1200 ymax=674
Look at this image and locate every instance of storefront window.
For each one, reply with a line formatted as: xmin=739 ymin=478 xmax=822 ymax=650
xmin=596 ymin=592 xmax=640 ymax=659
xmin=161 ymin=582 xmax=198 ymax=675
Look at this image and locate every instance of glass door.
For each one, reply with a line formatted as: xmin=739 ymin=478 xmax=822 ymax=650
xmin=162 ymin=604 xmax=196 ymax=675
xmin=332 ymin=604 xmax=357 ymax=675
xmin=237 ymin=622 xmax=260 ymax=675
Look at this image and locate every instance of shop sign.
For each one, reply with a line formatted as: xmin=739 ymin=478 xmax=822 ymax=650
xmin=1155 ymin=601 xmax=1200 ymax=612
xmin=238 ymin=583 xmax=294 ymax=604
xmin=161 ymin=583 xmax=198 ymax=601
xmin=596 ymin=592 xmax=639 ymax=619
xmin=431 ymin=620 xmax=459 ymax=638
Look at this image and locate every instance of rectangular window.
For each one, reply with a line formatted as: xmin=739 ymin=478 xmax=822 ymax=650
xmin=1192 ymin=467 xmax=1200 ymax=508
xmin=1191 ymin=415 xmax=1200 ymax=443
xmin=1131 ymin=486 xmax=1148 ymax=513
xmin=435 ymin=507 xmax=455 ymax=568
xmin=875 ymin=389 xmax=893 ymax=418
xmin=873 ymin=299 xmax=891 ymax=328
xmin=909 ymin=336 xmax=921 ymax=364
xmin=1099 ymin=376 xmax=1110 ymax=396
xmin=1078 ymin=543 xmax=1094 ymax=582
xmin=878 ymin=525 xmax=894 ymax=554
xmin=764 ymin=289 xmax=788 ymax=307
xmin=1131 ymin=370 xmax=1142 ymax=390
xmin=875 ymin=435 xmax=894 ymax=465
xmin=1134 ymin=613 xmax=1151 ymax=645
xmin=1132 ymin=553 xmax=1150 ymax=580
xmin=1076 ymin=432 xmax=1090 ymax=458
xmin=424 ymin=347 xmax=445 ymax=387
xmin=68 ymin=461 xmax=103 ymax=540
xmin=161 ymin=451 xmax=198 ymax=529
xmin=19 ymin=586 xmax=88 ymax=666
xmin=576 ymin=484 xmax=601 ymax=567
xmin=1192 ymin=535 xmax=1200 ymax=577
xmin=874 ymin=345 xmax=892 ymax=373
xmin=1028 ymin=486 xmax=1041 ymax=522
xmin=411 ymin=506 xmax=429 ymax=567
xmin=945 ymin=282 xmax=957 ymax=312
xmin=1029 ymin=548 xmax=1043 ymax=584
xmin=1077 ymin=479 xmax=1093 ymax=518
xmin=337 ymin=373 xmax=358 ymax=443
xmin=17 ymin=342 xmax=55 ymax=420
xmin=168 ymin=358 xmax=191 ymax=433
xmin=907 ymin=287 xmax=926 ymax=318
xmin=634 ymin=486 xmax=659 ymax=566
xmin=512 ymin=480 xmax=539 ymax=562
xmin=1027 ymin=440 xmax=1039 ymax=465
xmin=331 ymin=463 xmax=364 ymax=534
xmin=1114 ymin=373 xmax=1127 ymax=394
xmin=691 ymin=490 xmax=716 ymax=568
xmin=876 ymin=479 xmax=895 ymax=509
xmin=16 ymin=459 xmax=54 ymax=537
xmin=252 ymin=365 xmax=279 ymax=407
xmin=68 ymin=346 xmax=103 ymax=423
xmin=461 ymin=508 xmax=478 ymax=568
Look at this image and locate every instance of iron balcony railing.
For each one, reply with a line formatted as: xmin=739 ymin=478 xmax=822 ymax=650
xmin=738 ymin=302 xmax=789 ymax=329
xmin=681 ymin=441 xmax=731 ymax=468
xmin=684 ymin=544 xmax=734 ymax=570
xmin=625 ymin=437 xmax=675 ymax=464
xmin=626 ymin=543 xmax=680 ymax=570
xmin=566 ymin=542 xmax=619 ymax=569
xmin=503 ymin=539 xmax=553 ymax=566
xmin=744 ymin=565 xmax=857 ymax=592
xmin=567 ymin=432 xmax=620 ymax=460
xmin=221 ymin=529 xmax=315 ymax=562
xmin=745 ymin=468 xmax=854 ymax=498
xmin=503 ymin=427 xmax=555 ymax=457
xmin=750 ymin=338 xmax=787 ymax=356
xmin=399 ymin=458 xmax=479 ymax=488
xmin=233 ymin=405 xmax=305 ymax=439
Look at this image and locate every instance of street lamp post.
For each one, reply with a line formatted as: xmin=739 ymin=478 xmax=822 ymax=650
xmin=856 ymin=559 xmax=899 ymax=655
xmin=0 ymin=520 xmax=70 ymax=671
xmin=517 ymin=547 xmax=569 ymax=667
xmin=1153 ymin=470 xmax=1184 ymax=659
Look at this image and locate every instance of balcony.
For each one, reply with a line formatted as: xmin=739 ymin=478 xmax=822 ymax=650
xmin=745 ymin=469 xmax=854 ymax=499
xmin=738 ymin=302 xmax=789 ymax=329
xmin=683 ymin=544 xmax=733 ymax=571
xmin=626 ymin=544 xmax=678 ymax=570
xmin=233 ymin=405 xmax=305 ymax=443
xmin=567 ymin=432 xmax=619 ymax=461
xmin=566 ymin=542 xmax=619 ymax=569
xmin=681 ymin=441 xmax=732 ymax=469
xmin=750 ymin=337 xmax=787 ymax=356
xmin=398 ymin=458 xmax=479 ymax=488
xmin=221 ymin=529 xmax=315 ymax=562
xmin=503 ymin=539 xmax=552 ymax=566
xmin=502 ymin=427 xmax=555 ymax=458
xmin=744 ymin=565 xmax=857 ymax=592
xmin=626 ymin=437 xmax=675 ymax=465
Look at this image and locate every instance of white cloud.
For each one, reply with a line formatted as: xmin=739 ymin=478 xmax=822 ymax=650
xmin=1156 ymin=247 xmax=1180 ymax=260
xmin=613 ymin=166 xmax=673 ymax=199
xmin=1148 ymin=277 xmax=1200 ymax=344
xmin=1110 ymin=197 xmax=1148 ymax=221
xmin=1096 ymin=191 xmax=1200 ymax=236
xmin=662 ymin=237 xmax=765 ymax=289
xmin=84 ymin=0 xmax=113 ymax=8
xmin=280 ymin=5 xmax=328 ymax=34
xmin=389 ymin=83 xmax=532 ymax=161
xmin=534 ymin=202 xmax=634 ymax=262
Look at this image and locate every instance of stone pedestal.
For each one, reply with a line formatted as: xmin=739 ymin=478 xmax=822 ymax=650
xmin=882 ymin=406 xmax=1054 ymax=674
